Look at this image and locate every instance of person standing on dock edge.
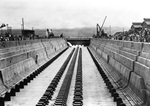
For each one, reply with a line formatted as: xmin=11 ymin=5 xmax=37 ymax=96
xmin=49 ymin=29 xmax=54 ymax=38
xmin=46 ymin=29 xmax=54 ymax=38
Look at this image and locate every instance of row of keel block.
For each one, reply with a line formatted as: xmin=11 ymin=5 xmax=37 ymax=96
xmin=36 ymin=48 xmax=75 ymax=106
xmin=87 ymin=47 xmax=126 ymax=106
xmin=54 ymin=47 xmax=79 ymax=106
xmin=73 ymin=48 xmax=83 ymax=106
xmin=0 ymin=48 xmax=68 ymax=106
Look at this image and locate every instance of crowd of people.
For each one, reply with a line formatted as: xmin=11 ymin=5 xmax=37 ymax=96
xmin=0 ymin=33 xmax=38 ymax=41
xmin=46 ymin=29 xmax=54 ymax=38
xmin=113 ymin=29 xmax=150 ymax=42
xmin=0 ymin=29 xmax=64 ymax=41
xmin=0 ymin=33 xmax=22 ymax=41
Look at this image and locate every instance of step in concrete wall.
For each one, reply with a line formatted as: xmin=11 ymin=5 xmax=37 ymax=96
xmin=90 ymin=38 xmax=150 ymax=105
xmin=0 ymin=38 xmax=67 ymax=97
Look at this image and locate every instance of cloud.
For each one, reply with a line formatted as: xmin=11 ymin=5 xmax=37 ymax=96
xmin=0 ymin=0 xmax=150 ymax=29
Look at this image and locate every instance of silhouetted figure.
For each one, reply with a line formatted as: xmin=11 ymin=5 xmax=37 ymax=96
xmin=49 ymin=29 xmax=54 ymax=38
xmin=47 ymin=29 xmax=54 ymax=38
xmin=46 ymin=29 xmax=49 ymax=38
xmin=60 ymin=33 xmax=63 ymax=38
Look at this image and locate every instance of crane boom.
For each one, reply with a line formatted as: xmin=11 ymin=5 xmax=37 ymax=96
xmin=96 ymin=16 xmax=107 ymax=37
xmin=100 ymin=16 xmax=107 ymax=30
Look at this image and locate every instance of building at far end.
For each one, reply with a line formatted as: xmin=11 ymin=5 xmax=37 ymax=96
xmin=131 ymin=22 xmax=142 ymax=32
xmin=142 ymin=18 xmax=150 ymax=30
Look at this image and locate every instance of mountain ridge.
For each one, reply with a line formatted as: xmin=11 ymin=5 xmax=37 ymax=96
xmin=1 ymin=27 xmax=129 ymax=37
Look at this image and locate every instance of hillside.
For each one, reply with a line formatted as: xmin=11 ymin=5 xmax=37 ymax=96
xmin=5 ymin=27 xmax=129 ymax=37
xmin=35 ymin=27 xmax=129 ymax=37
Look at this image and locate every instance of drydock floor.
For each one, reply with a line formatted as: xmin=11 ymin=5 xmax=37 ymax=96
xmin=5 ymin=46 xmax=116 ymax=106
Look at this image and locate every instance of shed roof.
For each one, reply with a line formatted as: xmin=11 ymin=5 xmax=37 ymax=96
xmin=132 ymin=22 xmax=142 ymax=28
xmin=143 ymin=18 xmax=150 ymax=25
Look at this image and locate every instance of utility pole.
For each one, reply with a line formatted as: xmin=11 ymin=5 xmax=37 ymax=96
xmin=9 ymin=27 xmax=12 ymax=35
xmin=21 ymin=18 xmax=25 ymax=39
xmin=1 ymin=29 xmax=3 ymax=36
xmin=109 ymin=25 xmax=111 ymax=35
xmin=6 ymin=24 xmax=8 ymax=33
xmin=22 ymin=18 xmax=24 ymax=30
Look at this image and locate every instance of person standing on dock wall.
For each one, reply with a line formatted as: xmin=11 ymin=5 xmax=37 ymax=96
xmin=48 ymin=29 xmax=54 ymax=38
xmin=46 ymin=29 xmax=49 ymax=38
xmin=46 ymin=29 xmax=54 ymax=38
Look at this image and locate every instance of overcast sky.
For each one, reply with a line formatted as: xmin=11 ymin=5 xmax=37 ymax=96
xmin=0 ymin=0 xmax=150 ymax=29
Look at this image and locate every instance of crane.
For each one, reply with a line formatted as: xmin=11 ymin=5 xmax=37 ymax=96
xmin=96 ymin=16 xmax=107 ymax=38
xmin=0 ymin=23 xmax=6 ymax=29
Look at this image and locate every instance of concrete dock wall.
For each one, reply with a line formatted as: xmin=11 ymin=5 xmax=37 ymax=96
xmin=90 ymin=38 xmax=150 ymax=105
xmin=0 ymin=38 xmax=67 ymax=97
